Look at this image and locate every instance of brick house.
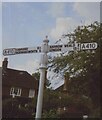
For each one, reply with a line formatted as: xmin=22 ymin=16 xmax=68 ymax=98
xmin=2 ymin=58 xmax=38 ymax=101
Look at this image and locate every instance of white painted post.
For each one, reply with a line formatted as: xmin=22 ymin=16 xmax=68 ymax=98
xmin=35 ymin=66 xmax=46 ymax=118
xmin=35 ymin=36 xmax=49 ymax=119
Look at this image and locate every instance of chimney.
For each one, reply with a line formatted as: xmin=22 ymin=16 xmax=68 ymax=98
xmin=63 ymin=73 xmax=69 ymax=93
xmin=2 ymin=58 xmax=8 ymax=69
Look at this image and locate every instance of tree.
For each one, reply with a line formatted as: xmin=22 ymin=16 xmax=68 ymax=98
xmin=32 ymin=71 xmax=51 ymax=88
xmin=32 ymin=72 xmax=40 ymax=80
xmin=49 ymin=22 xmax=101 ymax=108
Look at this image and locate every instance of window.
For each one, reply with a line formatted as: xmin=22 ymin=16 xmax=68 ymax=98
xmin=29 ymin=89 xmax=35 ymax=98
xmin=10 ymin=87 xmax=22 ymax=97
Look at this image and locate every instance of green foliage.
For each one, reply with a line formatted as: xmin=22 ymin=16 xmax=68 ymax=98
xmin=42 ymin=89 xmax=95 ymax=118
xmin=2 ymin=98 xmax=34 ymax=118
xmin=43 ymin=89 xmax=60 ymax=110
xmin=49 ymin=22 xmax=101 ymax=111
xmin=32 ymin=72 xmax=40 ymax=80
xmin=42 ymin=109 xmax=59 ymax=118
xmin=89 ymin=107 xmax=101 ymax=118
xmin=50 ymin=22 xmax=101 ymax=74
xmin=32 ymin=71 xmax=51 ymax=87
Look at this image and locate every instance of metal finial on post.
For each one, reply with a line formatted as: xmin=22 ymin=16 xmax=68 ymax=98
xmin=46 ymin=35 xmax=48 ymax=39
xmin=43 ymin=35 xmax=49 ymax=43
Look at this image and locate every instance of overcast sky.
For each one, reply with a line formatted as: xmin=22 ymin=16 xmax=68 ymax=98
xmin=1 ymin=2 xmax=100 ymax=74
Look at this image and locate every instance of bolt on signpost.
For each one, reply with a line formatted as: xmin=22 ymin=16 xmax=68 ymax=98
xmin=3 ymin=36 xmax=98 ymax=118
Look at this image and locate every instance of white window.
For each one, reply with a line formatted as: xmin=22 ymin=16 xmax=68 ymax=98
xmin=29 ymin=89 xmax=35 ymax=98
xmin=10 ymin=87 xmax=22 ymax=97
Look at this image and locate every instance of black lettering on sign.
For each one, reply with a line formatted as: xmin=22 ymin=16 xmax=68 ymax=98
xmin=64 ymin=45 xmax=68 ymax=47
xmin=50 ymin=45 xmax=62 ymax=48
xmin=49 ymin=48 xmax=61 ymax=52
xmin=80 ymin=43 xmax=97 ymax=50
xmin=92 ymin=43 xmax=95 ymax=48
xmin=86 ymin=44 xmax=89 ymax=49
xmin=81 ymin=44 xmax=85 ymax=49
xmin=17 ymin=48 xmax=28 ymax=50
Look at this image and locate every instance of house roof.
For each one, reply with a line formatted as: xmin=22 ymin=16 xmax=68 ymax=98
xmin=2 ymin=67 xmax=38 ymax=89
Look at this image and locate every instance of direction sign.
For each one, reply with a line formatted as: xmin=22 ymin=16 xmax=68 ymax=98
xmin=74 ymin=42 xmax=98 ymax=51
xmin=3 ymin=46 xmax=41 ymax=56
xmin=49 ymin=44 xmax=74 ymax=52
xmin=3 ymin=48 xmax=16 ymax=56
xmin=80 ymin=42 xmax=98 ymax=50
xmin=49 ymin=45 xmax=62 ymax=52
xmin=3 ymin=42 xmax=98 ymax=56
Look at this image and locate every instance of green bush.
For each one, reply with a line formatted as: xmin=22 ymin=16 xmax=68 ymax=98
xmin=42 ymin=109 xmax=59 ymax=118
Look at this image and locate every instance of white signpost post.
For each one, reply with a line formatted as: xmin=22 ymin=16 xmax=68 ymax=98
xmin=3 ymin=36 xmax=98 ymax=118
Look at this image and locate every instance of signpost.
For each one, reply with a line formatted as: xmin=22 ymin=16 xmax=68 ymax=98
xmin=3 ymin=36 xmax=98 ymax=118
xmin=76 ymin=42 xmax=98 ymax=51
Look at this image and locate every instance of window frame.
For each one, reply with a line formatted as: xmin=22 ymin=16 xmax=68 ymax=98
xmin=10 ymin=87 xmax=22 ymax=97
xmin=29 ymin=89 xmax=35 ymax=98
